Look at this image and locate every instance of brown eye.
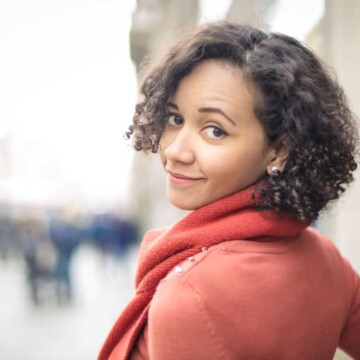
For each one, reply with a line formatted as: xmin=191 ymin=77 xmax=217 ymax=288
xmin=167 ymin=113 xmax=183 ymax=126
xmin=203 ymin=126 xmax=227 ymax=140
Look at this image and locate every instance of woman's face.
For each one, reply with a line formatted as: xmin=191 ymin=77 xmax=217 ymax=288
xmin=159 ymin=59 xmax=276 ymax=210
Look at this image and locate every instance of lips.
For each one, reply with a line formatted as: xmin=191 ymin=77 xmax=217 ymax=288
xmin=168 ymin=171 xmax=198 ymax=180
xmin=167 ymin=171 xmax=204 ymax=185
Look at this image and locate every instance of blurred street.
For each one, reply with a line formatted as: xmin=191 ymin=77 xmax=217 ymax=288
xmin=0 ymin=243 xmax=139 ymax=360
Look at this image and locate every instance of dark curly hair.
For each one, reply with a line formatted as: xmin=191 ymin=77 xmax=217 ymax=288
xmin=127 ymin=21 xmax=359 ymax=222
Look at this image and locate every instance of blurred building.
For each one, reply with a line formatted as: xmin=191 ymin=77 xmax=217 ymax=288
xmin=226 ymin=0 xmax=275 ymax=26
xmin=128 ymin=0 xmax=360 ymax=276
xmin=306 ymin=0 xmax=360 ymax=273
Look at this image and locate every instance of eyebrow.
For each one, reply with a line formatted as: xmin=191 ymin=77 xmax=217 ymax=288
xmin=198 ymin=107 xmax=236 ymax=125
xmin=167 ymin=102 xmax=178 ymax=110
xmin=167 ymin=102 xmax=236 ymax=126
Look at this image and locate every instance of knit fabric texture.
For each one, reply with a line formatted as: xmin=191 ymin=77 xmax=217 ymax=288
xmin=98 ymin=184 xmax=309 ymax=360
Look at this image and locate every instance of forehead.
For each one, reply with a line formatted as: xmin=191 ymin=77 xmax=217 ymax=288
xmin=176 ymin=59 xmax=244 ymax=87
xmin=169 ymin=59 xmax=257 ymax=117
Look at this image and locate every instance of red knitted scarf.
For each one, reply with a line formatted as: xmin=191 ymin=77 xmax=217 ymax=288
xmin=98 ymin=184 xmax=308 ymax=359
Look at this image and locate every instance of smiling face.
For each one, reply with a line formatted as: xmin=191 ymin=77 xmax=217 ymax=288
xmin=159 ymin=59 xmax=278 ymax=210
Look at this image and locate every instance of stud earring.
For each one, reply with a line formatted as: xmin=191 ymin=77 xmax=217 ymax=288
xmin=271 ymin=166 xmax=281 ymax=177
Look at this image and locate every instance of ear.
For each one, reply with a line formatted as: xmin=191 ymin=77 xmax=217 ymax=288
xmin=266 ymin=137 xmax=289 ymax=176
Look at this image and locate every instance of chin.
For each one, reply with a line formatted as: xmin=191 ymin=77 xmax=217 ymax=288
xmin=168 ymin=196 xmax=209 ymax=211
xmin=169 ymin=200 xmax=198 ymax=211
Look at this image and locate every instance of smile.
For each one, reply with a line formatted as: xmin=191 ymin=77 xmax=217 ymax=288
xmin=167 ymin=171 xmax=204 ymax=185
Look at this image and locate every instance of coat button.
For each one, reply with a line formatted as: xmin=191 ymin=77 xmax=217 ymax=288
xmin=201 ymin=246 xmax=208 ymax=252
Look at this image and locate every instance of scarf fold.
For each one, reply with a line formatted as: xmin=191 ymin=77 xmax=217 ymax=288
xmin=98 ymin=184 xmax=309 ymax=360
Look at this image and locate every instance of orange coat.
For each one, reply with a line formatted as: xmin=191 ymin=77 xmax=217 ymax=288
xmin=130 ymin=228 xmax=360 ymax=359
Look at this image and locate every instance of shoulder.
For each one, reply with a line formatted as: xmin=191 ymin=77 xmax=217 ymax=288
xmin=148 ymin=229 xmax=360 ymax=358
xmin=163 ymin=228 xmax=337 ymax=291
xmin=151 ymin=227 xmax=357 ymax=327
xmin=154 ymin=227 xmax=354 ymax=300
xmin=148 ymin=237 xmax=299 ymax=352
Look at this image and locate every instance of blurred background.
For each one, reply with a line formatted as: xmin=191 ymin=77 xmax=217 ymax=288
xmin=0 ymin=0 xmax=359 ymax=359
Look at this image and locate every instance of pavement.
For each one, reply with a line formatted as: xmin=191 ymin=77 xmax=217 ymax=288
xmin=0 ymin=244 xmax=139 ymax=360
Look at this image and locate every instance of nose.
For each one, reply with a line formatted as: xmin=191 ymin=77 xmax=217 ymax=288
xmin=162 ymin=128 xmax=195 ymax=164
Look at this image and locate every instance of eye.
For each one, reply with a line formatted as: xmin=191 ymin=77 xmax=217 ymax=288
xmin=167 ymin=113 xmax=183 ymax=126
xmin=203 ymin=126 xmax=228 ymax=140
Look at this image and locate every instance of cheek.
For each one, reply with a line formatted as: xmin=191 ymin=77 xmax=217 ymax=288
xmin=212 ymin=158 xmax=241 ymax=176
xmin=204 ymin=147 xmax=266 ymax=181
xmin=159 ymin=129 xmax=173 ymax=151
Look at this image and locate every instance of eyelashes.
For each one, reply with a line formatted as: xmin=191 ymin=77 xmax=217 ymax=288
xmin=202 ymin=126 xmax=228 ymax=139
xmin=165 ymin=112 xmax=228 ymax=140
xmin=167 ymin=113 xmax=184 ymax=126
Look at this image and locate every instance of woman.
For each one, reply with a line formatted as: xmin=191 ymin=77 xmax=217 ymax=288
xmin=99 ymin=22 xmax=360 ymax=359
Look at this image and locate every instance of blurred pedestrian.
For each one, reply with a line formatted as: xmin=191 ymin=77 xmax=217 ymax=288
xmin=49 ymin=208 xmax=82 ymax=303
xmin=19 ymin=219 xmax=57 ymax=305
